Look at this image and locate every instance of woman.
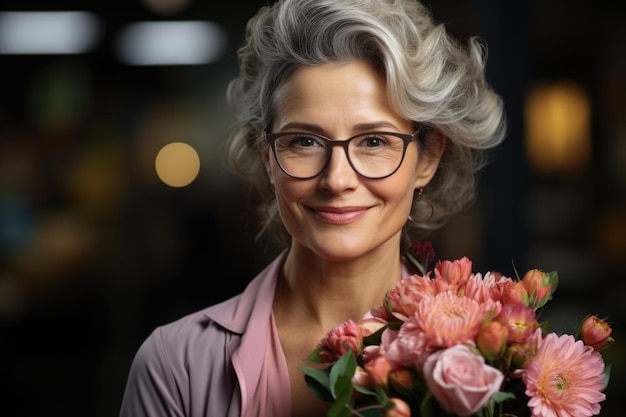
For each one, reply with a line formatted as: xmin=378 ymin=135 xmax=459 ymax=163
xmin=119 ymin=0 xmax=506 ymax=416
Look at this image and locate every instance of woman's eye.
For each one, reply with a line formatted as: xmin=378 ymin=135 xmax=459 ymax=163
xmin=363 ymin=135 xmax=385 ymax=147
xmin=292 ymin=136 xmax=320 ymax=147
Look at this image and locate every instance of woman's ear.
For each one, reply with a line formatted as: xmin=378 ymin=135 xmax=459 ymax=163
xmin=414 ymin=129 xmax=446 ymax=189
xmin=257 ymin=131 xmax=273 ymax=178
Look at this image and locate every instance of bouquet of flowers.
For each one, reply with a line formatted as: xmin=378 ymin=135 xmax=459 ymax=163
xmin=301 ymin=243 xmax=614 ymax=417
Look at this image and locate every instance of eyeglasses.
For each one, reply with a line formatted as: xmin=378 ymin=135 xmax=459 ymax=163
xmin=263 ymin=129 xmax=422 ymax=179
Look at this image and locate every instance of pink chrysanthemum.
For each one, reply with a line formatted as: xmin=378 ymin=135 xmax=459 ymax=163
xmin=385 ymin=274 xmax=436 ymax=321
xmin=385 ymin=292 xmax=502 ymax=367
xmin=462 ymin=271 xmax=513 ymax=304
xmin=523 ymin=332 xmax=606 ymax=417
xmin=414 ymin=292 xmax=500 ymax=348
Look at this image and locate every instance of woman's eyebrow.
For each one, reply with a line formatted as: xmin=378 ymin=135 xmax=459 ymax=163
xmin=277 ymin=120 xmax=403 ymax=133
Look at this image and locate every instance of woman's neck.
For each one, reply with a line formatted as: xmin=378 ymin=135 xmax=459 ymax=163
xmin=274 ymin=241 xmax=403 ymax=331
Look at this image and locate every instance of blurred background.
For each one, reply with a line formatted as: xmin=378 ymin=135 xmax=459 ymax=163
xmin=0 ymin=0 xmax=624 ymax=416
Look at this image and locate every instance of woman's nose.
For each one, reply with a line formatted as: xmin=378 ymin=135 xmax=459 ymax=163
xmin=319 ymin=146 xmax=359 ymax=192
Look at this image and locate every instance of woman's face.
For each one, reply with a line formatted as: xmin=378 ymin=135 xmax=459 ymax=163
xmin=265 ymin=61 xmax=440 ymax=261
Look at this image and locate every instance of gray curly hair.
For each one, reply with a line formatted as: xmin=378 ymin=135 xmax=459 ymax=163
xmin=225 ymin=0 xmax=507 ymax=251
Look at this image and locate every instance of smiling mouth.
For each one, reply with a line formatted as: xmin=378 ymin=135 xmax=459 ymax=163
xmin=311 ymin=207 xmax=369 ymax=224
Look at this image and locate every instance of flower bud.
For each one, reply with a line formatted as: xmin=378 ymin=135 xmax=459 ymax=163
xmin=384 ymin=398 xmax=411 ymax=417
xmin=501 ymin=281 xmax=529 ymax=307
xmin=522 ymin=269 xmax=553 ymax=309
xmin=352 ymin=366 xmax=372 ymax=391
xmin=580 ymin=315 xmax=614 ymax=351
xmin=410 ymin=240 xmax=435 ymax=266
xmin=477 ymin=320 xmax=509 ymax=361
xmin=389 ymin=368 xmax=417 ymax=395
xmin=507 ymin=329 xmax=541 ymax=369
xmin=364 ymin=355 xmax=392 ymax=389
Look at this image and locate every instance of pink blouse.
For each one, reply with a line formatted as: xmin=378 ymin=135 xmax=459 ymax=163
xmin=119 ymin=250 xmax=413 ymax=417
xmin=245 ymin=311 xmax=290 ymax=417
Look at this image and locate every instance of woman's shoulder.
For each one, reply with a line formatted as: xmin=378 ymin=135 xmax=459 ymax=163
xmin=139 ymin=302 xmax=238 ymax=361
xmin=121 ymin=299 xmax=244 ymax=417
xmin=137 ymin=250 xmax=287 ymax=363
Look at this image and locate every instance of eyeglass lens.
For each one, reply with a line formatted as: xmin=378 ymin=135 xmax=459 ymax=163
xmin=271 ymin=132 xmax=411 ymax=179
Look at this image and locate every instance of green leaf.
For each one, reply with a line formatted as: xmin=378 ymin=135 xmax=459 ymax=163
xmin=318 ymin=351 xmax=358 ymax=417
xmin=362 ymin=322 xmax=401 ymax=347
xmin=353 ymin=384 xmax=378 ymax=397
xmin=329 ymin=352 xmax=357 ymax=398
xmin=602 ymin=363 xmax=612 ymax=392
xmin=511 ymin=260 xmax=521 ymax=281
xmin=327 ymin=400 xmax=352 ymax=417
xmin=405 ymin=252 xmax=426 ymax=275
xmin=419 ymin=391 xmax=439 ymax=417
xmin=476 ymin=402 xmax=493 ymax=417
xmin=490 ymin=391 xmax=516 ymax=403
xmin=300 ymin=367 xmax=334 ymax=402
xmin=332 ymin=372 xmax=354 ymax=405
xmin=539 ymin=318 xmax=551 ymax=333
xmin=362 ymin=319 xmax=402 ymax=348
xmin=362 ymin=325 xmax=388 ymax=346
xmin=304 ymin=345 xmax=326 ymax=363
xmin=300 ymin=366 xmax=330 ymax=388
xmin=357 ymin=408 xmax=385 ymax=417
xmin=547 ymin=270 xmax=559 ymax=294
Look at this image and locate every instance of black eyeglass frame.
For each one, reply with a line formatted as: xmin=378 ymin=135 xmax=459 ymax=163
xmin=262 ymin=127 xmax=424 ymax=180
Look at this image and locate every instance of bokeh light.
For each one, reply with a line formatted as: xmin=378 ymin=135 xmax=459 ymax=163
xmin=155 ymin=141 xmax=200 ymax=187
xmin=0 ymin=11 xmax=101 ymax=54
xmin=525 ymin=80 xmax=592 ymax=176
xmin=114 ymin=21 xmax=227 ymax=65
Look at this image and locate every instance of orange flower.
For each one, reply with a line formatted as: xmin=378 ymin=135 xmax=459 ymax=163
xmin=364 ymin=355 xmax=392 ymax=389
xmin=434 ymin=256 xmax=472 ymax=285
xmin=501 ymin=281 xmax=529 ymax=307
xmin=522 ymin=269 xmax=554 ymax=309
xmin=389 ymin=368 xmax=418 ymax=395
xmin=477 ymin=320 xmax=509 ymax=361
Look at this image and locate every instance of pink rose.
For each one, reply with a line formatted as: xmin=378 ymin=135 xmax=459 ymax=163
xmin=423 ymin=344 xmax=504 ymax=417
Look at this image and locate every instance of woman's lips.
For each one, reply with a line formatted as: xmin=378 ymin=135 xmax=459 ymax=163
xmin=311 ymin=207 xmax=369 ymax=224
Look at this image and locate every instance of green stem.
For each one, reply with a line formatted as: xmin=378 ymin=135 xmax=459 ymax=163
xmin=350 ymin=403 xmax=384 ymax=417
